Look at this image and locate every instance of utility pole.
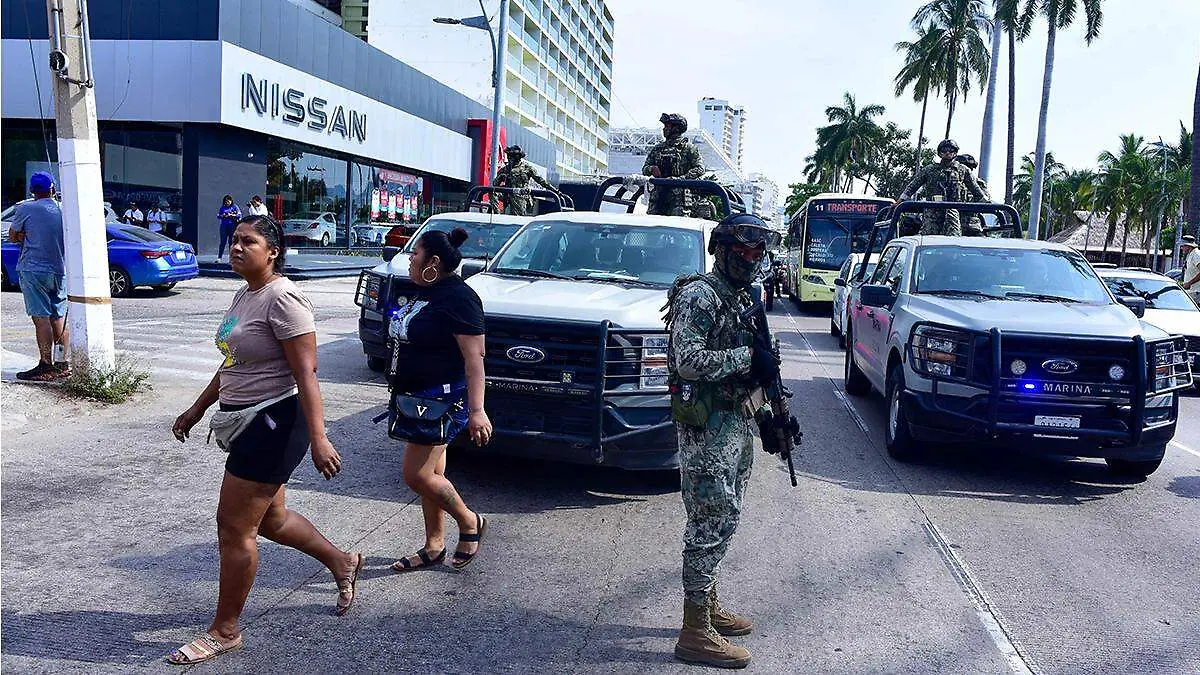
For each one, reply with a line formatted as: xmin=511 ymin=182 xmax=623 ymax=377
xmin=46 ymin=0 xmax=115 ymax=370
xmin=490 ymin=0 xmax=510 ymax=180
xmin=1152 ymin=136 xmax=1167 ymax=272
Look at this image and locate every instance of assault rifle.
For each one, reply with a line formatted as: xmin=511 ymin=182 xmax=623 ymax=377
xmin=743 ymin=302 xmax=801 ymax=487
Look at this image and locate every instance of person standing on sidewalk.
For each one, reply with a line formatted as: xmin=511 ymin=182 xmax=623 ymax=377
xmin=1179 ymin=235 xmax=1200 ymax=304
xmin=167 ymin=215 xmax=362 ymax=666
xmin=122 ymin=201 xmax=146 ymax=228
xmin=387 ymin=228 xmax=493 ymax=573
xmin=215 ymin=195 xmax=242 ymax=263
xmin=664 ymin=214 xmax=781 ymax=669
xmin=10 ymin=171 xmax=70 ymax=381
xmin=248 ymin=195 xmax=269 ymax=217
xmin=146 ymin=204 xmax=167 ymax=235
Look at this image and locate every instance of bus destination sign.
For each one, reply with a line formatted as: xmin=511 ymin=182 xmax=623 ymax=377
xmin=814 ymin=201 xmax=884 ymax=215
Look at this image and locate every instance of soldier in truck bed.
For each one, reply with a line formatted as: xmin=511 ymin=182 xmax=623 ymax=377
xmin=643 ymin=113 xmax=705 ymax=216
xmin=493 ymin=144 xmax=559 ymax=216
xmin=897 ymin=139 xmax=987 ymax=236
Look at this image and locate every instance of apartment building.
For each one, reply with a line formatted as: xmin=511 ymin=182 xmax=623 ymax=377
xmin=698 ymin=97 xmax=745 ymax=173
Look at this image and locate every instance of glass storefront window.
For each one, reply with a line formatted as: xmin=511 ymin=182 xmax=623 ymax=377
xmin=100 ymin=125 xmax=184 ymax=238
xmin=349 ymin=162 xmax=428 ymax=247
xmin=1 ymin=123 xmax=58 ymax=209
xmin=266 ymin=139 xmax=349 ymax=247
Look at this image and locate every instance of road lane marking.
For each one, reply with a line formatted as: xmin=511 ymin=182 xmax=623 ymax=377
xmin=779 ymin=303 xmax=1037 ymax=675
xmin=924 ymin=522 xmax=1035 ymax=675
xmin=1170 ymin=440 xmax=1200 ymax=459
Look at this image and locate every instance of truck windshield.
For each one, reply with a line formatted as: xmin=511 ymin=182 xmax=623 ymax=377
xmin=490 ymin=220 xmax=704 ymax=286
xmin=403 ymin=219 xmax=523 ymax=259
xmin=1102 ymin=275 xmax=1199 ymax=311
xmin=914 ymin=246 xmax=1112 ymax=304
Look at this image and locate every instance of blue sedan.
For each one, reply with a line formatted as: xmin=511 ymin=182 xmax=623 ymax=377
xmin=2 ymin=224 xmax=198 ymax=297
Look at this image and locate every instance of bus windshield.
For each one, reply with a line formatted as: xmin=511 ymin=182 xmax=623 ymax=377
xmin=803 ymin=216 xmax=875 ymax=271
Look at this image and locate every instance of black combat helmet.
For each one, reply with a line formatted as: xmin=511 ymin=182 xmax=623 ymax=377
xmin=660 ymin=113 xmax=688 ymax=134
xmin=708 ymin=213 xmax=780 ymax=254
xmin=504 ymin=144 xmax=525 ymax=160
xmin=955 ymin=153 xmax=978 ymax=169
xmin=937 ymin=139 xmax=960 ymax=154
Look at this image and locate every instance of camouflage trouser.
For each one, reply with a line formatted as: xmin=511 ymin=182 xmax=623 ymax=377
xmin=648 ymin=187 xmax=691 ymax=217
xmin=962 ymin=214 xmax=983 ymax=236
xmin=505 ymin=195 xmax=536 ymax=216
xmin=678 ymin=412 xmax=758 ymax=606
xmin=919 ymin=208 xmax=962 ymax=236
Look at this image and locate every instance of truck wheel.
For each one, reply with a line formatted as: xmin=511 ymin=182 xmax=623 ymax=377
xmin=885 ymin=366 xmax=919 ymax=460
xmin=367 ymin=355 xmax=388 ymax=373
xmin=843 ymin=337 xmax=870 ymax=397
xmin=1105 ymin=455 xmax=1163 ymax=478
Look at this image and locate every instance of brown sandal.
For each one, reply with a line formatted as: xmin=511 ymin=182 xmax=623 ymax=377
xmin=335 ymin=552 xmax=364 ymax=616
xmin=166 ymin=632 xmax=243 ymax=665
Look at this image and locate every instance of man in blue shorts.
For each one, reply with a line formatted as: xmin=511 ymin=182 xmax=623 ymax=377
xmin=10 ymin=171 xmax=70 ymax=381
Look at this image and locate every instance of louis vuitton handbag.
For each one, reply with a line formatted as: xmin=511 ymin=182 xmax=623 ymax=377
xmin=385 ymin=391 xmax=464 ymax=445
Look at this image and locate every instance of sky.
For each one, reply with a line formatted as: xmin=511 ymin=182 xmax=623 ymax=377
xmin=605 ymin=0 xmax=1200 ymax=195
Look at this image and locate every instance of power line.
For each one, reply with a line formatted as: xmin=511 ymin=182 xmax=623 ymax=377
xmin=20 ymin=0 xmax=53 ymax=169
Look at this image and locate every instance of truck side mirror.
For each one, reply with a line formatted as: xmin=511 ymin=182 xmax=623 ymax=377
xmin=860 ymin=284 xmax=895 ymax=308
xmin=381 ymin=246 xmax=400 ymax=262
xmin=834 ymin=277 xmax=847 ymax=287
xmin=1117 ymin=295 xmax=1146 ymax=318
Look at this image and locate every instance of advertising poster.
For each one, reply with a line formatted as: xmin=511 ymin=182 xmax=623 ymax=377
xmin=379 ymin=169 xmax=423 ymax=223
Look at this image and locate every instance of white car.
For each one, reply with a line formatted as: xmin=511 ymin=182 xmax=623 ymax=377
xmin=350 ymin=222 xmax=394 ymax=247
xmin=830 ymin=253 xmax=876 ymax=349
xmin=1097 ymin=268 xmax=1200 ymax=385
xmin=282 ymin=211 xmax=337 ymax=247
xmin=2 ymin=200 xmax=118 ymax=237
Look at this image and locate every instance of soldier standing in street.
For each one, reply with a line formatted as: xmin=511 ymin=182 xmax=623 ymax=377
xmin=644 ymin=113 xmax=705 ymax=216
xmin=664 ymin=213 xmax=781 ymax=669
xmin=897 ymin=139 xmax=987 ymax=236
xmin=493 ymin=144 xmax=558 ymax=216
xmin=954 ymin=153 xmax=991 ymax=236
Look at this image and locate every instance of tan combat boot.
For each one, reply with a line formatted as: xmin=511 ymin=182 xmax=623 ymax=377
xmin=674 ymin=599 xmax=752 ymax=669
xmin=709 ymin=587 xmax=753 ymax=636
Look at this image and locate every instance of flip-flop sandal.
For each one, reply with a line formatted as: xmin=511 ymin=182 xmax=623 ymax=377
xmin=391 ymin=547 xmax=447 ymax=572
xmin=166 ymin=632 xmax=243 ymax=665
xmin=335 ymin=552 xmax=364 ymax=616
xmin=451 ymin=513 xmax=488 ymax=570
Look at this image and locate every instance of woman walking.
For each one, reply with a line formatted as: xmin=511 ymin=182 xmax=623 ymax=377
xmin=388 ymin=228 xmax=493 ymax=572
xmin=215 ymin=195 xmax=242 ymax=263
xmin=168 ymin=215 xmax=362 ymax=665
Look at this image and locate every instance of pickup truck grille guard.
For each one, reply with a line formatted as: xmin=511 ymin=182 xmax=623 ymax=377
xmin=484 ymin=314 xmax=673 ymax=463
xmin=907 ymin=323 xmax=1192 ymax=445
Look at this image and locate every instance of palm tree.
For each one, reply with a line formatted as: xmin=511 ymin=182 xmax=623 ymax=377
xmin=995 ymin=0 xmax=1031 ymax=204
xmin=1023 ymin=0 xmax=1104 ymax=240
xmin=1012 ymin=151 xmax=1065 ymax=228
xmin=911 ymin=0 xmax=992 ymax=138
xmin=978 ymin=1 xmax=1003 ymax=181
xmin=805 ymin=93 xmax=886 ymax=192
xmin=1150 ymin=125 xmax=1192 ymax=265
xmin=894 ymin=23 xmax=943 ymax=171
xmin=1095 ymin=135 xmax=1151 ymax=265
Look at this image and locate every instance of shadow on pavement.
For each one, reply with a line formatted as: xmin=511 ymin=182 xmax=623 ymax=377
xmin=1165 ymin=473 xmax=1200 ymax=499
xmin=0 ymin=607 xmax=205 ymax=665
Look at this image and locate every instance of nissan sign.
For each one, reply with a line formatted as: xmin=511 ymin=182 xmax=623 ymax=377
xmin=241 ymin=73 xmax=367 ymax=143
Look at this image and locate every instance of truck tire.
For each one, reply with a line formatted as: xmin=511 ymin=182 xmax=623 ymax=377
xmin=1105 ymin=455 xmax=1164 ymax=478
xmin=367 ymin=355 xmax=389 ymax=373
xmin=885 ymin=365 xmax=919 ymax=461
xmin=843 ymin=337 xmax=870 ymax=397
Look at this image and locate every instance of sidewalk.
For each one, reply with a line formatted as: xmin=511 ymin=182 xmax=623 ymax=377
xmin=197 ymin=253 xmax=379 ymax=280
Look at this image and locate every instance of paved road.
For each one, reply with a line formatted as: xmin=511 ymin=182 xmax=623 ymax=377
xmin=1 ymin=280 xmax=1197 ymax=673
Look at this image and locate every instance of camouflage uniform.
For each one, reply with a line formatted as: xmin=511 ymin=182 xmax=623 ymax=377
xmin=961 ymin=177 xmax=992 ymax=236
xmin=643 ymin=136 xmax=705 ymax=216
xmin=899 ymin=161 xmax=987 ymax=236
xmin=495 ymin=157 xmax=556 ymax=216
xmin=666 ymin=272 xmax=760 ymax=606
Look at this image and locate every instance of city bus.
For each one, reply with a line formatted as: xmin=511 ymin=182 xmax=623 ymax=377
xmin=785 ymin=193 xmax=892 ymax=303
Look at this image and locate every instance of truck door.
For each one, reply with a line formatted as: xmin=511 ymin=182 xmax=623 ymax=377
xmin=868 ymin=246 xmax=909 ymax=384
xmin=852 ymin=246 xmax=898 ymax=383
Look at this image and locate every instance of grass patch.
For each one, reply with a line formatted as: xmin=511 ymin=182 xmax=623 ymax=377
xmin=64 ymin=354 xmax=152 ymax=403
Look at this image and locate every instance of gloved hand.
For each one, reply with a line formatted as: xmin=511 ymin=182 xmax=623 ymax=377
xmin=750 ymin=334 xmax=779 ymax=385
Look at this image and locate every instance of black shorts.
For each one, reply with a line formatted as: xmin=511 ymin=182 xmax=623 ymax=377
xmin=221 ymin=395 xmax=309 ymax=484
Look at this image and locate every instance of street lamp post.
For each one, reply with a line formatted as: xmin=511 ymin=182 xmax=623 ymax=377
xmin=435 ymin=0 xmax=510 ymax=182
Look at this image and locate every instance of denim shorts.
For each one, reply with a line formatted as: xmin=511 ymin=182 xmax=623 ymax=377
xmin=19 ymin=271 xmax=68 ymax=318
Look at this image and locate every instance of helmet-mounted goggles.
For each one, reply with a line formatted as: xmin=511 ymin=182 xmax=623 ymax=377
xmin=717 ymin=214 xmax=781 ymax=249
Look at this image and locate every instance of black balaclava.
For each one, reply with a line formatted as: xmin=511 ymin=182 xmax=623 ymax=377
xmin=714 ymin=243 xmax=760 ymax=288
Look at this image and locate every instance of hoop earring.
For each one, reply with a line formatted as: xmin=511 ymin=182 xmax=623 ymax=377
xmin=421 ymin=266 xmax=439 ymax=284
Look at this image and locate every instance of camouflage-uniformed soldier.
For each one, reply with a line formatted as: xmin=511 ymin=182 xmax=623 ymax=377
xmin=494 ymin=145 xmax=558 ymax=216
xmin=644 ymin=113 xmax=705 ymax=216
xmin=898 ymin=139 xmax=987 ymax=236
xmin=954 ymin=153 xmax=992 ymax=236
xmin=664 ymin=213 xmax=781 ymax=669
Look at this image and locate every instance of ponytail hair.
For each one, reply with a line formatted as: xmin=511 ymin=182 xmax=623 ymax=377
xmin=418 ymin=227 xmax=468 ymax=274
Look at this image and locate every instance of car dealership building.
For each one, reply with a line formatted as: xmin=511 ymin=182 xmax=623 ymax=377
xmin=1 ymin=0 xmax=557 ymax=253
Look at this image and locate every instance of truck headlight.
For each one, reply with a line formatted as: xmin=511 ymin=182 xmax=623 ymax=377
xmin=640 ymin=335 xmax=669 ymax=388
xmin=909 ymin=325 xmax=970 ymax=380
xmin=1150 ymin=337 xmax=1192 ymax=393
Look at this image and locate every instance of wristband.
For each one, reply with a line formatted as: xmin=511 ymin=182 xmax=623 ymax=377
xmin=469 ymin=407 xmax=485 ymax=413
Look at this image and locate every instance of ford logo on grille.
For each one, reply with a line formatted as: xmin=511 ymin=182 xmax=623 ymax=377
xmin=506 ymin=346 xmax=546 ymax=364
xmin=1041 ymin=358 xmax=1079 ymax=375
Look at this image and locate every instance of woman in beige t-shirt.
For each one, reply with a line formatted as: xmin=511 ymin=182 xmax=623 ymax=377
xmin=166 ymin=215 xmax=362 ymax=665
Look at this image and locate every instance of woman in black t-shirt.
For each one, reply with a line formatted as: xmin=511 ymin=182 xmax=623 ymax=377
xmin=389 ymin=228 xmax=493 ymax=571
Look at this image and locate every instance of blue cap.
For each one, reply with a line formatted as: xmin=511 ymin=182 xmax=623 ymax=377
xmin=29 ymin=171 xmax=55 ymax=193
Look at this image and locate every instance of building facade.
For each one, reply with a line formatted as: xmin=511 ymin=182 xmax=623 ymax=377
xmin=367 ymin=0 xmax=614 ymax=180
xmin=743 ymin=173 xmax=779 ymax=222
xmin=698 ymin=97 xmax=745 ymax=173
xmin=607 ymin=127 xmax=741 ymax=185
xmin=1 ymin=0 xmax=555 ymax=254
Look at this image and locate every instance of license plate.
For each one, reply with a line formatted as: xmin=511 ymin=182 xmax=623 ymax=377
xmin=174 ymin=250 xmax=186 ymax=261
xmin=1034 ymin=415 xmax=1080 ymax=429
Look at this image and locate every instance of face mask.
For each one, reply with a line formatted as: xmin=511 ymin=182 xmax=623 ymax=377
xmin=663 ymin=126 xmax=682 ymax=140
xmin=715 ymin=245 xmax=759 ymax=287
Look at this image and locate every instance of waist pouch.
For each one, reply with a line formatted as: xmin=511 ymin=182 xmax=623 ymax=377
xmin=670 ymin=380 xmax=741 ymax=428
xmin=208 ymin=387 xmax=298 ymax=452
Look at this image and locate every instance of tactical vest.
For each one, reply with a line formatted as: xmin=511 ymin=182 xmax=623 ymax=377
xmin=663 ymin=273 xmax=757 ymax=427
